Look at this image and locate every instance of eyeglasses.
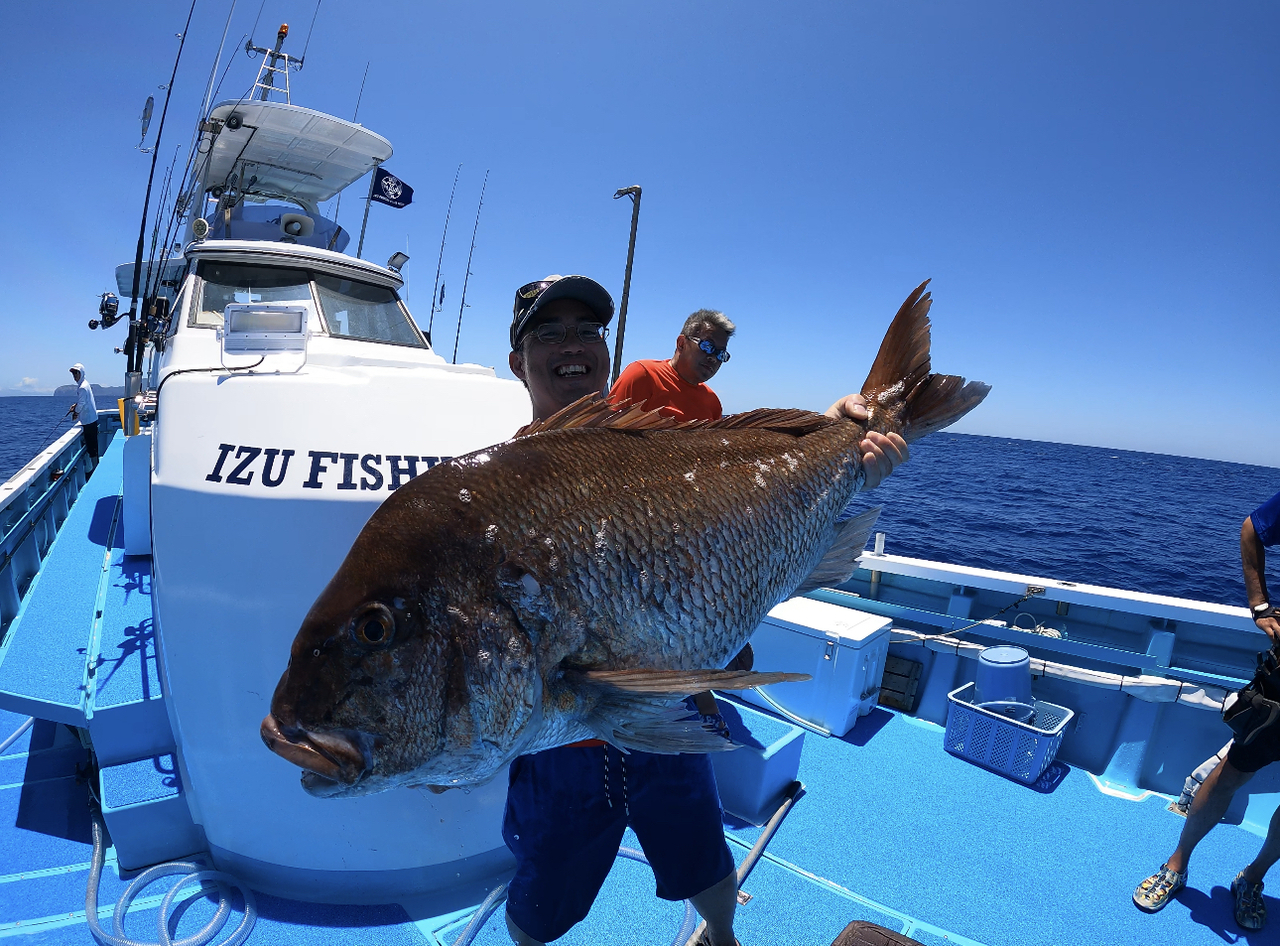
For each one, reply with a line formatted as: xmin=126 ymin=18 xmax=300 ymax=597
xmin=527 ymin=321 xmax=610 ymax=345
xmin=685 ymin=335 xmax=731 ymax=363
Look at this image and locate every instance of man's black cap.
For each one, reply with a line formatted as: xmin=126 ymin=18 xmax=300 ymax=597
xmin=510 ymin=275 xmax=615 ymax=349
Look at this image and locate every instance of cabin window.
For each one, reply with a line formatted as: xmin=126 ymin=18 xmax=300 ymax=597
xmin=194 ymin=262 xmax=312 ymax=328
xmin=313 ymin=274 xmax=425 ymax=348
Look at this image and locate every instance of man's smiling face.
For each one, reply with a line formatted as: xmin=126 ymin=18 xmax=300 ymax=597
xmin=508 ymin=299 xmax=610 ymax=420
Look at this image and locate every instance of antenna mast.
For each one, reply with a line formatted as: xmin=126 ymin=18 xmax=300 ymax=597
xmin=246 ymin=23 xmax=300 ymax=102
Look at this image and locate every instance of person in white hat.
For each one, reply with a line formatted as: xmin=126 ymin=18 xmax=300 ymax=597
xmin=68 ymin=364 xmax=100 ymax=470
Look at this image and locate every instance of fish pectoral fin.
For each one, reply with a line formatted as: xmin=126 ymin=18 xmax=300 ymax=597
xmin=791 ymin=505 xmax=882 ymax=596
xmin=571 ymin=691 xmax=729 ymax=755
xmin=590 ymin=711 xmax=741 ymax=755
xmin=571 ymin=669 xmax=811 ymax=754
xmin=574 ymin=668 xmax=811 ymax=694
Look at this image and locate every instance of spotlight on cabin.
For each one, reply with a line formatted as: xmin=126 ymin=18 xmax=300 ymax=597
xmin=387 ymin=251 xmax=409 ymax=273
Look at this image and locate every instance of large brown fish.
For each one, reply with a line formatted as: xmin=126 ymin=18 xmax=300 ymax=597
xmin=261 ymin=281 xmax=989 ymax=796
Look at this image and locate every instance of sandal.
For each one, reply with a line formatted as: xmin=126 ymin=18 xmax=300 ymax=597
xmin=1232 ymin=872 xmax=1266 ymax=930
xmin=1133 ymin=864 xmax=1186 ymax=912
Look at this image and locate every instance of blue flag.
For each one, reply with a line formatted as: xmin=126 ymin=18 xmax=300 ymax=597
xmin=370 ymin=167 xmax=413 ymax=209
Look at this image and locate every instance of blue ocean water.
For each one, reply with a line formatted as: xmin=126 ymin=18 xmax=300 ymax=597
xmin=1 ymin=395 xmax=1276 ymax=607
xmin=0 ymin=395 xmax=81 ymax=482
xmin=845 ymin=432 xmax=1278 ymax=608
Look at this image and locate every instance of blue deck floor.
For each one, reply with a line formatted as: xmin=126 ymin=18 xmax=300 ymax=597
xmin=2 ymin=696 xmax=1275 ymax=946
xmin=0 ymin=440 xmax=1271 ymax=943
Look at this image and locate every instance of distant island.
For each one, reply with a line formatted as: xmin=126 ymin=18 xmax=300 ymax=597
xmin=52 ymin=383 xmax=129 ymax=401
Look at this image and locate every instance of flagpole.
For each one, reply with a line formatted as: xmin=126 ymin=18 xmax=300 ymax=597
xmin=356 ymin=159 xmax=382 ymax=259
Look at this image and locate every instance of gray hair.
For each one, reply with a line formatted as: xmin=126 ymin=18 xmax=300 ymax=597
xmin=680 ymin=308 xmax=736 ymax=338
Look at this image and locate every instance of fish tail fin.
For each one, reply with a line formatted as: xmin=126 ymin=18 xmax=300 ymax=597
xmin=861 ymin=280 xmax=990 ymax=443
xmin=567 ymin=668 xmax=812 ymax=754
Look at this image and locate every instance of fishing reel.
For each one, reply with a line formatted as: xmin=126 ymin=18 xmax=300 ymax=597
xmin=144 ymin=296 xmax=171 ymax=346
xmin=89 ymin=292 xmax=121 ymax=330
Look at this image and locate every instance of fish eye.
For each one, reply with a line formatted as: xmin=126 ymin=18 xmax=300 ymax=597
xmin=351 ymin=603 xmax=395 ymax=647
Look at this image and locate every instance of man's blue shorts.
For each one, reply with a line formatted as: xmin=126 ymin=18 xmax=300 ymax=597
xmin=502 ymin=743 xmax=735 ymax=943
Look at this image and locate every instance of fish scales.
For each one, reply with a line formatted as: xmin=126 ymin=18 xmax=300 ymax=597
xmin=480 ymin=424 xmax=860 ymax=672
xmin=262 ymin=279 xmax=991 ymax=795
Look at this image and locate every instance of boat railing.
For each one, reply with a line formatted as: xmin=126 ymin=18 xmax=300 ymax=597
xmin=0 ymin=417 xmax=119 ymax=634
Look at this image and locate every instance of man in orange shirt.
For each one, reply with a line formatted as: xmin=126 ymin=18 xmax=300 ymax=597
xmin=611 ymin=307 xmax=895 ymax=433
xmin=612 ymin=308 xmax=733 ymax=420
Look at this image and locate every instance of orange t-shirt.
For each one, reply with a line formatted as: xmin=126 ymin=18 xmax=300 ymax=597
xmin=609 ymin=359 xmax=722 ymax=421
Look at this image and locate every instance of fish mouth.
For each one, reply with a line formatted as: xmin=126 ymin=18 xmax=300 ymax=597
xmin=260 ymin=713 xmax=378 ymax=789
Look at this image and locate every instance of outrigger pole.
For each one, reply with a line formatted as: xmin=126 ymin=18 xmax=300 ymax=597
xmin=611 ymin=185 xmax=642 ymax=387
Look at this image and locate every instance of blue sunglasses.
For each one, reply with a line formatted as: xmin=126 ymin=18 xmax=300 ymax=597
xmin=686 ymin=335 xmax=731 ymax=363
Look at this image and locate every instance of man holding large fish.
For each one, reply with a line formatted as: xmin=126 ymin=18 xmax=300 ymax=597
xmin=501 ymin=277 xmax=911 ymax=945
xmin=260 ymin=272 xmax=988 ymax=945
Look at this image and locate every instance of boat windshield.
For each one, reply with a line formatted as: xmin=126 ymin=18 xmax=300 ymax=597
xmin=313 ymin=274 xmax=422 ymax=347
xmin=193 ymin=261 xmax=425 ymax=348
xmin=195 ymin=262 xmax=311 ymax=328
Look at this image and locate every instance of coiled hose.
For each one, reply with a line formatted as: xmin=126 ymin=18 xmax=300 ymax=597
xmin=86 ymin=806 xmax=256 ymax=946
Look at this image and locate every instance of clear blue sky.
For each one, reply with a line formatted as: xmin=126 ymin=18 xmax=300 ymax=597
xmin=1 ymin=1 xmax=1276 ymax=467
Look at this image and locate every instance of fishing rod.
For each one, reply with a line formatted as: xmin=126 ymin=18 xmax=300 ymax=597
xmin=199 ymin=0 xmax=239 ymax=118
xmin=99 ymin=0 xmax=195 ymax=440
xmin=164 ymin=7 xmax=247 ymax=248
xmin=333 ymin=62 xmax=370 ymax=230
xmin=142 ymin=146 xmax=183 ymax=301
xmin=125 ymin=2 xmax=196 ymax=322
xmin=428 ymin=164 xmax=461 ymax=338
xmin=452 ymin=170 xmax=488 ymax=364
xmin=29 ymin=407 xmax=76 ymax=459
xmin=164 ymin=0 xmax=241 ymax=239
xmin=299 ymin=0 xmax=323 ymax=63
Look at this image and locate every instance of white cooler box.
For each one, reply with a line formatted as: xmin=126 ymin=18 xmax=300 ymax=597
xmin=739 ymin=597 xmax=892 ymax=736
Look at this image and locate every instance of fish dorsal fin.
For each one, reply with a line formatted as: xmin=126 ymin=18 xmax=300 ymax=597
xmin=517 ymin=395 xmax=836 ymax=438
xmin=704 ymin=408 xmax=836 ymax=436
xmin=791 ymin=505 xmax=882 ymax=596
xmin=516 ymin=394 xmax=704 ymax=437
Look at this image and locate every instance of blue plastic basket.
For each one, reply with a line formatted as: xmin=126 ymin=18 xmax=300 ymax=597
xmin=944 ymin=682 xmax=1074 ymax=784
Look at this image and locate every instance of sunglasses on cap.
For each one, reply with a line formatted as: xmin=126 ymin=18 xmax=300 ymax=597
xmin=527 ymin=321 xmax=610 ymax=345
xmin=685 ymin=335 xmax=731 ymax=363
xmin=513 ymin=279 xmax=555 ymax=318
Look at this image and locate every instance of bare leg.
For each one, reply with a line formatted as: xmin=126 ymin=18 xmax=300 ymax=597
xmin=688 ymin=869 xmax=738 ymax=946
xmin=1241 ymin=802 xmax=1280 ymax=884
xmin=1167 ymin=758 xmax=1255 ymax=874
xmin=505 ymin=911 xmax=544 ymax=946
